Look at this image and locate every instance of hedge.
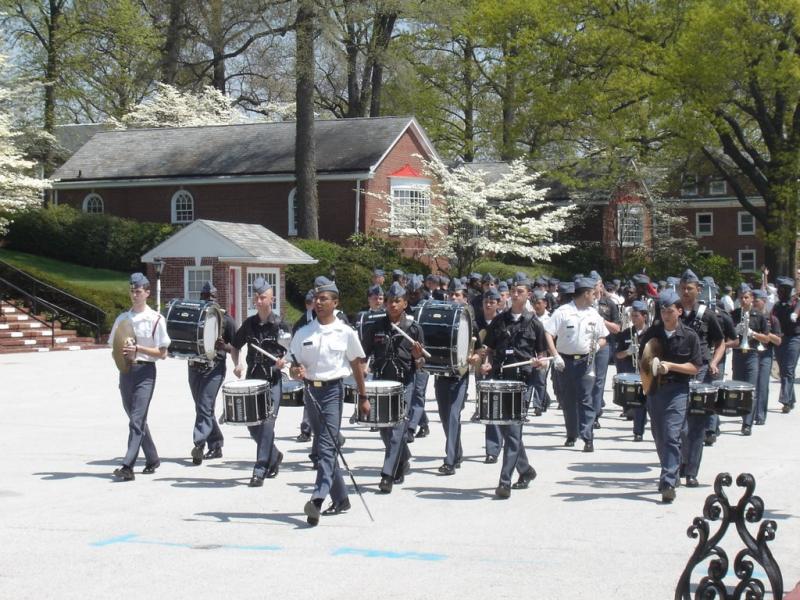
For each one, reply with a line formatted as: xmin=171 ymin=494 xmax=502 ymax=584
xmin=5 ymin=205 xmax=178 ymax=272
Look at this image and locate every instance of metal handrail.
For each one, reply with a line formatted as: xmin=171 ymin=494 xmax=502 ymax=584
xmin=0 ymin=260 xmax=105 ymax=341
xmin=0 ymin=285 xmax=56 ymax=346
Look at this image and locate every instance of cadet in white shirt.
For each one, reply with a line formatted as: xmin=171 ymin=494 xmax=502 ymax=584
xmin=108 ymin=272 xmax=170 ymax=481
xmin=544 ymin=276 xmax=609 ymax=452
xmin=289 ymin=277 xmax=367 ymax=526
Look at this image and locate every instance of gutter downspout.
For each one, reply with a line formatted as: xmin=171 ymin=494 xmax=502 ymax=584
xmin=355 ymin=179 xmax=361 ymax=234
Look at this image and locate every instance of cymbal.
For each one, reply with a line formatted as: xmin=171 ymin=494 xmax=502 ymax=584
xmin=640 ymin=337 xmax=663 ymax=395
xmin=112 ymin=318 xmax=135 ymax=374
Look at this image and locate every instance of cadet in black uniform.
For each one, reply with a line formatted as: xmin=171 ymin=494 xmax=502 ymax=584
xmin=614 ymin=300 xmax=649 ymax=441
xmin=480 ymin=277 xmax=544 ymax=498
xmin=188 ymin=281 xmax=236 ymax=465
xmin=773 ymin=276 xmax=800 ymax=413
xmin=231 ymin=277 xmax=290 ymax=487
xmin=360 ymin=282 xmax=425 ymax=493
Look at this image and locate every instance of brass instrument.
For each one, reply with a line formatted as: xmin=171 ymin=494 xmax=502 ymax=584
xmin=586 ymin=322 xmax=598 ymax=377
xmin=630 ymin=323 xmax=640 ymax=375
xmin=639 ymin=338 xmax=663 ymax=394
xmin=112 ymin=317 xmax=136 ymax=374
xmin=739 ymin=309 xmax=751 ymax=351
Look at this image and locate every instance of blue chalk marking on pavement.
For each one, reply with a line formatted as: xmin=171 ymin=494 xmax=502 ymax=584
xmin=90 ymin=533 xmax=280 ymax=553
xmin=332 ymin=547 xmax=446 ymax=562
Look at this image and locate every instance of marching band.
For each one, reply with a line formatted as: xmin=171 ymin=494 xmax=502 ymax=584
xmin=110 ymin=266 xmax=800 ymax=522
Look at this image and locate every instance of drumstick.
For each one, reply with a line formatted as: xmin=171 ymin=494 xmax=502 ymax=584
xmin=390 ymin=322 xmax=432 ymax=358
xmin=502 ymin=357 xmax=553 ymax=370
xmin=249 ymin=343 xmax=281 ymax=363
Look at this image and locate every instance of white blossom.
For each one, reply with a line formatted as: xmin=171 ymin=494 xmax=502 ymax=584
xmin=121 ymin=83 xmax=242 ymax=128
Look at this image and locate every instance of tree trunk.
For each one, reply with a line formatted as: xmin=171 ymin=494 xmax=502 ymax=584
xmin=296 ymin=0 xmax=318 ymax=239
xmin=462 ymin=38 xmax=475 ymax=162
xmin=209 ymin=0 xmax=226 ymax=91
xmin=42 ymin=0 xmax=64 ymax=174
xmin=368 ymin=11 xmax=396 ymax=118
xmin=160 ymin=0 xmax=184 ymax=84
xmin=499 ymin=42 xmax=517 ymax=161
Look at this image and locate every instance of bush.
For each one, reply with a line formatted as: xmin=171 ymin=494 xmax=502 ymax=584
xmin=5 ymin=205 xmax=179 ymax=271
xmin=473 ymin=259 xmax=549 ymax=282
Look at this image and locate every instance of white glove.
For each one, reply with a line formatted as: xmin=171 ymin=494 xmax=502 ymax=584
xmin=625 ymin=345 xmax=635 ymax=357
xmin=791 ymin=312 xmax=797 ymax=323
xmin=553 ymin=354 xmax=565 ymax=371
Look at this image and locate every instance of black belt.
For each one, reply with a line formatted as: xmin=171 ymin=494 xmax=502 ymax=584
xmin=660 ymin=375 xmax=688 ymax=384
xmin=134 ymin=360 xmax=154 ymax=365
xmin=563 ymin=353 xmax=589 ymax=360
xmin=304 ymin=378 xmax=343 ymax=388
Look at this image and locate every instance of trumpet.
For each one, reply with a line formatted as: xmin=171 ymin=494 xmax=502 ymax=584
xmin=738 ymin=309 xmax=751 ymax=351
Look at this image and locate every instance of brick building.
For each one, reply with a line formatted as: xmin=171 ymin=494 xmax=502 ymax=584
xmin=50 ymin=117 xmax=439 ymax=260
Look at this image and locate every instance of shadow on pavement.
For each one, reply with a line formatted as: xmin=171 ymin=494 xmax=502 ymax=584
xmin=552 ymin=475 xmax=663 ymax=504
xmin=403 ymin=485 xmax=496 ymax=500
xmin=34 ymin=471 xmax=115 ymax=481
xmin=192 ymin=511 xmax=310 ymax=529
xmin=155 ymin=476 xmax=244 ymax=488
xmin=567 ymin=462 xmax=659 ymax=474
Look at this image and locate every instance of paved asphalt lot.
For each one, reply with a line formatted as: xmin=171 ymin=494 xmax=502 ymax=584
xmin=1 ymin=349 xmax=797 ymax=599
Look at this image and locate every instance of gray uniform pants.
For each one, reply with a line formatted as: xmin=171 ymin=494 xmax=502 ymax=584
xmin=188 ymin=361 xmax=225 ymax=451
xmin=379 ymin=381 xmax=415 ymax=477
xmin=733 ymin=350 xmax=759 ymax=427
xmin=434 ymin=374 xmax=468 ymax=466
xmin=407 ymin=370 xmax=429 ymax=430
xmin=247 ymin=382 xmax=282 ymax=479
xmin=560 ymin=355 xmax=596 ymax=441
xmin=305 ymin=382 xmax=348 ymax=504
xmin=119 ymin=362 xmax=158 ymax=468
xmin=681 ymin=364 xmax=710 ymax=479
xmin=755 ymin=348 xmax=773 ymax=423
xmin=648 ymin=381 xmax=688 ymax=489
xmin=590 ymin=343 xmax=612 ymax=419
xmin=498 ymin=384 xmax=534 ymax=486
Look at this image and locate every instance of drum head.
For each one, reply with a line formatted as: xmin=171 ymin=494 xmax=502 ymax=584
xmin=283 ymin=380 xmax=303 ymax=393
xmin=366 ymin=380 xmax=403 ymax=393
xmin=615 ymin=373 xmax=641 ymax=385
xmin=202 ymin=309 xmax=220 ymax=359
xmin=454 ymin=310 xmax=471 ymax=368
xmin=478 ymin=379 xmax=525 ymax=391
xmin=690 ymin=383 xmax=717 ymax=394
xmin=721 ymin=380 xmax=754 ymax=391
xmin=224 ymin=378 xmax=268 ymax=393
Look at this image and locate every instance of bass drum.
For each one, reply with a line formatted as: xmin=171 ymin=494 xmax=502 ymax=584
xmin=165 ymin=298 xmax=221 ymax=361
xmin=355 ymin=310 xmax=386 ymax=346
xmin=413 ymin=301 xmax=472 ymax=375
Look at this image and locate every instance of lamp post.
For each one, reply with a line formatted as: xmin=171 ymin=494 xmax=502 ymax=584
xmin=153 ymin=258 xmax=165 ymax=313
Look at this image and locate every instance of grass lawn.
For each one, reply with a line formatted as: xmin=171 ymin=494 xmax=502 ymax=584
xmin=0 ymin=248 xmax=129 ymax=293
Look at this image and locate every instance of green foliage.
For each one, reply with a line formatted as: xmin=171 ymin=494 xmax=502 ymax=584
xmin=618 ymin=248 xmax=742 ymax=288
xmin=473 ymin=259 xmax=548 ymax=282
xmin=4 ymin=204 xmax=178 ymax=271
xmin=0 ymin=248 xmax=130 ymax=333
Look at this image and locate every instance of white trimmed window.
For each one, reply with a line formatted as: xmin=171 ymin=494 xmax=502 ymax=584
xmin=738 ymin=249 xmax=757 ymax=273
xmin=617 ymin=204 xmax=644 ymax=247
xmin=696 ymin=212 xmax=713 ymax=236
xmin=184 ymin=266 xmax=212 ymax=300
xmin=82 ymin=193 xmax=104 ymax=214
xmin=697 ymin=249 xmax=713 ymax=258
xmin=246 ymin=268 xmax=280 ymax=314
xmin=171 ymin=190 xmax=194 ymax=224
xmin=288 ymin=188 xmax=299 ymax=236
xmin=709 ymin=179 xmax=726 ymax=195
xmin=738 ymin=211 xmax=755 ymax=235
xmin=681 ymin=174 xmax=698 ymax=196
xmin=389 ymin=177 xmax=431 ymax=234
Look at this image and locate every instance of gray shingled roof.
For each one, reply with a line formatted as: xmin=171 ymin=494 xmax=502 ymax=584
xmin=204 ymin=220 xmax=316 ymax=263
xmin=53 ymin=117 xmax=425 ymax=182
xmin=54 ymin=123 xmax=115 ymax=157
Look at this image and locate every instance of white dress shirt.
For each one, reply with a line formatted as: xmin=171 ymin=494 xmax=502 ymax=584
xmin=289 ymin=318 xmax=365 ymax=381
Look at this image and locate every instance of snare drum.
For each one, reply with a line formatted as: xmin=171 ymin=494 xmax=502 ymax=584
xmin=414 ymin=301 xmax=472 ymax=375
xmin=688 ymin=382 xmax=717 ymax=415
xmin=715 ymin=380 xmax=754 ymax=416
xmin=342 ymin=376 xmax=357 ymax=403
xmin=612 ymin=373 xmax=645 ymax=408
xmin=353 ymin=380 xmax=405 ymax=427
xmin=476 ymin=380 xmax=526 ymax=424
xmin=165 ymin=298 xmax=221 ymax=361
xmin=355 ymin=310 xmax=386 ymax=345
xmin=222 ymin=379 xmax=272 ymax=425
xmin=281 ymin=379 xmax=304 ymax=407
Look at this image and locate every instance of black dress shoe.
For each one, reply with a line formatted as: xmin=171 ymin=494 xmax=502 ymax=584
xmin=204 ymin=447 xmax=222 ymax=460
xmin=393 ymin=472 xmax=405 ymax=484
xmin=782 ymin=404 xmax=792 ymax=413
xmin=564 ymin=437 xmax=576 ymax=447
xmin=533 ymin=407 xmax=542 ymax=417
xmin=661 ymin=485 xmax=676 ymax=503
xmin=741 ymin=425 xmax=752 ymax=436
xmin=113 ymin=466 xmax=135 ymax=481
xmin=485 ymin=455 xmax=498 ymax=464
xmin=495 ymin=484 xmax=511 ymax=499
xmin=405 ymin=430 xmax=415 ymax=444
xmin=754 ymin=419 xmax=765 ymax=426
xmin=322 ymin=498 xmax=351 ymax=516
xmin=378 ymin=475 xmax=393 ymax=493
xmin=415 ymin=424 xmax=430 ymax=438
xmin=142 ymin=462 xmax=160 ymax=475
xmin=512 ymin=467 xmax=537 ymax=489
xmin=249 ymin=475 xmax=264 ymax=488
xmin=304 ymin=500 xmax=321 ymax=526
xmin=191 ymin=445 xmax=204 ymax=465
xmin=438 ymin=463 xmax=455 ymax=475
xmin=582 ymin=440 xmax=594 ymax=453
xmin=454 ymin=458 xmax=462 ymax=469
xmin=704 ymin=433 xmax=717 ymax=447
xmin=296 ymin=432 xmax=311 ymax=443
xmin=633 ymin=434 xmax=643 ymax=442
xmin=686 ymin=476 xmax=699 ymax=488
xmin=593 ymin=419 xmax=600 ymax=429
xmin=266 ymin=451 xmax=283 ymax=478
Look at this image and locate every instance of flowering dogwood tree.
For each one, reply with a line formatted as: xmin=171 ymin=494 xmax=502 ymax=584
xmin=0 ymin=53 xmax=49 ymax=234
xmin=377 ymin=157 xmax=574 ymax=275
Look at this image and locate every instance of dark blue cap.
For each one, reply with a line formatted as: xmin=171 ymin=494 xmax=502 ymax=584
xmin=469 ymin=272 xmax=481 ymax=281
xmin=632 ymin=273 xmax=650 ymax=286
xmin=201 ymin=281 xmax=217 ymax=295
xmin=752 ymin=289 xmax=767 ymax=300
xmin=573 ymin=276 xmax=595 ymax=291
xmin=532 ymin=289 xmax=546 ymax=301
xmin=368 ymin=285 xmax=384 ymax=297
xmin=548 ymin=277 xmax=560 ymax=285
xmin=305 ymin=289 xmax=315 ymax=302
xmin=425 ymin=274 xmax=437 ymax=282
xmin=497 ymin=282 xmax=509 ymax=292
xmin=386 ymin=281 xmax=407 ymax=298
xmin=392 ymin=269 xmax=404 ymax=277
xmin=373 ymin=268 xmax=385 ymax=277
xmin=738 ymin=282 xmax=752 ymax=295
xmin=449 ymin=278 xmax=467 ymax=292
xmin=680 ymin=269 xmax=699 ymax=284
xmin=659 ymin=289 xmax=681 ymax=307
xmin=482 ymin=272 xmax=495 ymax=283
xmin=535 ymin=276 xmax=548 ymax=287
xmin=702 ymin=275 xmax=716 ymax=286
xmin=438 ymin=275 xmax=449 ymax=285
xmin=612 ymin=278 xmax=621 ymax=286
xmin=483 ymin=288 xmax=501 ymax=301
xmin=589 ymin=270 xmax=602 ymax=282
xmin=129 ymin=272 xmax=149 ymax=288
xmin=409 ymin=276 xmax=423 ymax=291
xmin=776 ymin=276 xmax=795 ymax=288
xmin=558 ymin=282 xmax=575 ymax=295
xmin=253 ymin=276 xmax=271 ymax=295
xmin=314 ymin=276 xmax=338 ymax=295
xmin=631 ymin=300 xmax=648 ymax=312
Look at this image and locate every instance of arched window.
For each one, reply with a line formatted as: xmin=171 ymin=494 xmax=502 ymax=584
xmin=171 ymin=190 xmax=194 ymax=224
xmin=82 ymin=193 xmax=104 ymax=214
xmin=287 ymin=188 xmax=299 ymax=236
